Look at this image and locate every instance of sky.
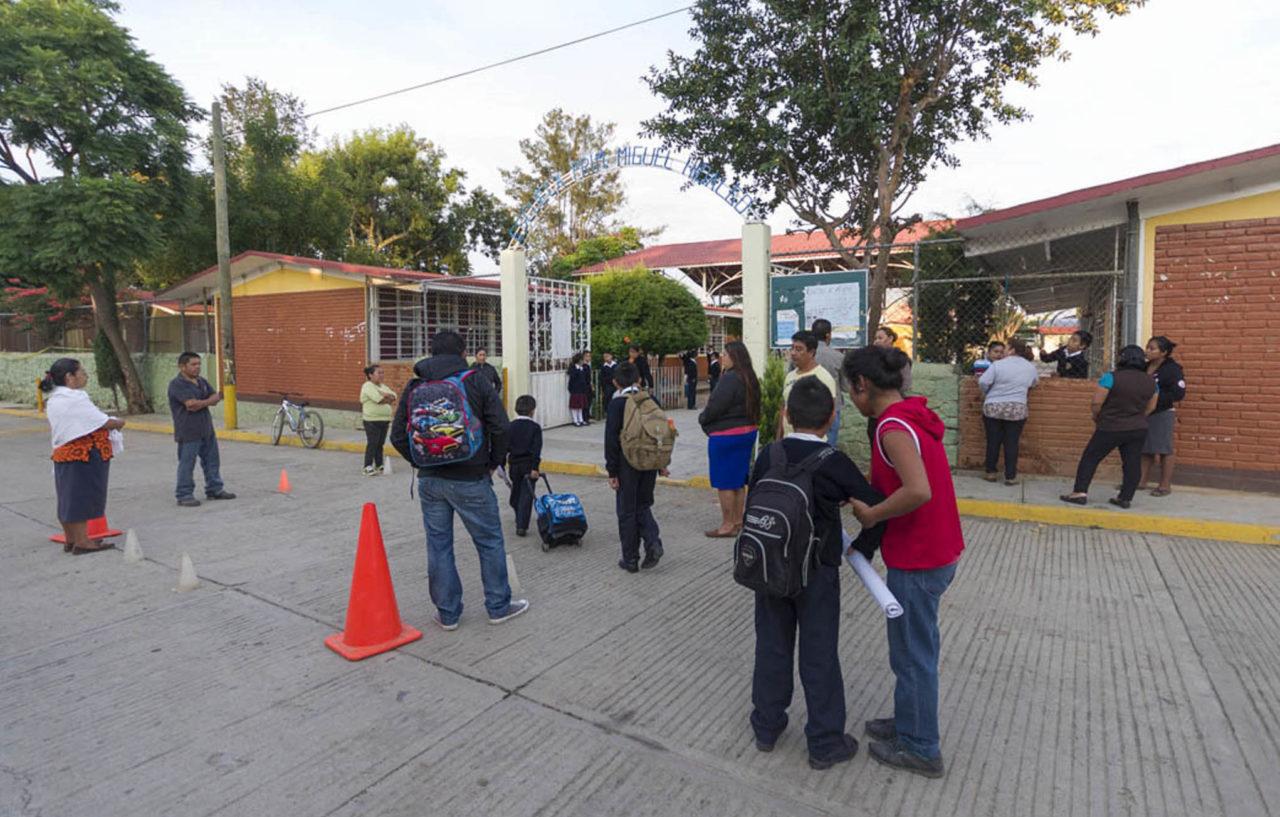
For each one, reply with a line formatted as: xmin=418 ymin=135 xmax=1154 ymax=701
xmin=115 ymin=0 xmax=1280 ymax=274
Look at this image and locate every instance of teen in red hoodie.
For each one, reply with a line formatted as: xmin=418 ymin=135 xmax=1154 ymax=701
xmin=843 ymin=345 xmax=964 ymax=779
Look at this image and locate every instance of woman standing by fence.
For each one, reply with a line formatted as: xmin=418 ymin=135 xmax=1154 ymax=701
xmin=698 ymin=341 xmax=760 ymax=537
xmin=42 ymin=357 xmax=125 ymax=554
xmin=977 ymin=339 xmax=1039 ymax=485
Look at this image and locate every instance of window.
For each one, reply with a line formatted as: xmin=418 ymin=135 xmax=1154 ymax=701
xmin=373 ymin=286 xmax=426 ymax=361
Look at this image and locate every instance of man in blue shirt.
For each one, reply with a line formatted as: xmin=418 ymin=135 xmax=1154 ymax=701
xmin=168 ymin=352 xmax=235 ymax=507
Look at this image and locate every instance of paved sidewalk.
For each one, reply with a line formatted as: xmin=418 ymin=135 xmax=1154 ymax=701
xmin=3 ymin=412 xmax=1280 ymax=816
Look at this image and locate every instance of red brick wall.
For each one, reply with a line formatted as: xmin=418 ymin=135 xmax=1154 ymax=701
xmin=1151 ymin=218 xmax=1280 ymax=489
xmin=958 ymin=377 xmax=1119 ymax=480
xmin=233 ymin=289 xmax=370 ymax=410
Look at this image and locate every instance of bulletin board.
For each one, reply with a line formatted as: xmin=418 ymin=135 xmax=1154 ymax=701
xmin=769 ymin=270 xmax=869 ymax=349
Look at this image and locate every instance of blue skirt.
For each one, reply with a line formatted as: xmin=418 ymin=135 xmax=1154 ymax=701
xmin=54 ymin=448 xmax=110 ymax=523
xmin=708 ymin=428 xmax=758 ymax=490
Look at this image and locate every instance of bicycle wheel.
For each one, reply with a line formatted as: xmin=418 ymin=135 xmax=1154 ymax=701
xmin=271 ymin=409 xmax=285 ymax=445
xmin=299 ymin=411 xmax=324 ymax=449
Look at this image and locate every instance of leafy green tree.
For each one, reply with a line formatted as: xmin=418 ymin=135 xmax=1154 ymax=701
xmin=645 ymin=0 xmax=1142 ymax=332
xmin=0 ymin=0 xmax=201 ymax=412
xmin=315 ymin=127 xmax=510 ymax=273
xmin=502 ymin=108 xmax=631 ymax=268
xmin=588 ymin=267 xmax=707 ymax=359
xmin=914 ymin=230 xmax=998 ymax=365
xmin=549 ymin=226 xmax=646 ymax=279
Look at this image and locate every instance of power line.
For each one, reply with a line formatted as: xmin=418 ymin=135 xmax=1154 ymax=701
xmin=304 ymin=6 xmax=693 ymax=119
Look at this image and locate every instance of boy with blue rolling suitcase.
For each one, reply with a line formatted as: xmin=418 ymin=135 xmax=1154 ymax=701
xmin=534 ymin=474 xmax=588 ymax=552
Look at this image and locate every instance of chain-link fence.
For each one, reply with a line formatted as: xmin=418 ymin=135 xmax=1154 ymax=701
xmin=899 ymin=225 xmax=1126 ymax=374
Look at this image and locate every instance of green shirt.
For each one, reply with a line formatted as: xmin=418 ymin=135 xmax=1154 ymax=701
xmin=360 ymin=381 xmax=396 ymax=422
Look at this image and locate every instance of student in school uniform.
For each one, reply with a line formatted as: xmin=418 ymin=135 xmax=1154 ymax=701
xmin=845 ymin=344 xmax=965 ymax=779
xmin=506 ymin=395 xmax=542 ymax=537
xmin=604 ymin=362 xmax=667 ymax=573
xmin=1039 ymin=330 xmax=1092 ymax=378
xmin=599 ymin=351 xmax=619 ymax=405
xmin=748 ymin=377 xmax=883 ymax=771
xmin=567 ymin=352 xmax=591 ymax=427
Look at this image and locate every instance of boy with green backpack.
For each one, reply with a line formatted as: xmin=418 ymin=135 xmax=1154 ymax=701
xmin=604 ymin=361 xmax=677 ymax=573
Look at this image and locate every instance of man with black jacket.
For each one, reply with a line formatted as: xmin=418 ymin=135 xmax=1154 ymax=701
xmin=391 ymin=331 xmax=528 ymax=630
xmin=681 ymin=350 xmax=699 ymax=409
xmin=628 ymin=344 xmax=653 ymax=390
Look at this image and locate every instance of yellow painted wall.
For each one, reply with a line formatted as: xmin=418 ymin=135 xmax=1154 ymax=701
xmin=1142 ymin=188 xmax=1280 ymax=339
xmin=231 ymin=267 xmax=364 ymax=297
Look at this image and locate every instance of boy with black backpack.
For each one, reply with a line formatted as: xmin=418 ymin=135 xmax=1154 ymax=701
xmin=738 ymin=376 xmax=882 ymax=770
xmin=604 ymin=361 xmax=676 ymax=573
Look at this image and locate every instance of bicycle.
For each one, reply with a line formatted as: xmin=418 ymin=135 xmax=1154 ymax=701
xmin=270 ymin=391 xmax=325 ymax=449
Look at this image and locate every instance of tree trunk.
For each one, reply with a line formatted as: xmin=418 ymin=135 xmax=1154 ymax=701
xmin=87 ymin=276 xmax=153 ymax=414
xmin=865 ymin=222 xmax=895 ymax=336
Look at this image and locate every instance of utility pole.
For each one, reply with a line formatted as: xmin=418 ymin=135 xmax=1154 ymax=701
xmin=211 ymin=99 xmax=237 ymax=429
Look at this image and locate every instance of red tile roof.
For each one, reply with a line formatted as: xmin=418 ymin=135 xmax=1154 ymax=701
xmin=577 ymin=221 xmax=949 ymax=274
xmin=956 ymin=142 xmax=1280 ymax=230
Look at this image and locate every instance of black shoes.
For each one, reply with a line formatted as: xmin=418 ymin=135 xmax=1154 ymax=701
xmin=754 ymin=738 xmax=775 ymax=753
xmin=808 ymin=733 xmax=859 ymax=771
xmin=1059 ymin=494 xmax=1087 ymax=506
xmin=177 ymin=497 xmax=201 ymax=507
xmin=864 ymin=717 xmax=897 ymax=742
xmin=868 ymin=739 xmax=946 ymax=778
xmin=1108 ymin=497 xmax=1131 ymax=509
xmin=640 ymin=546 xmax=663 ymax=569
xmin=516 ymin=529 xmax=527 ymax=537
xmin=618 ymin=559 xmax=639 ymax=573
xmin=207 ymin=490 xmax=236 ymax=500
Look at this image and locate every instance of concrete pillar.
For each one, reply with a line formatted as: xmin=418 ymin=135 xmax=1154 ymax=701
xmin=500 ymin=247 xmax=530 ymax=413
xmin=741 ymin=221 xmax=771 ymax=376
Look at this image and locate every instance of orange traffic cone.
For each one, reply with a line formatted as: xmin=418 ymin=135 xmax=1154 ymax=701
xmin=49 ymin=515 xmax=123 ymax=545
xmin=324 ymin=503 xmax=422 ymax=661
xmin=277 ymin=468 xmax=292 ymax=494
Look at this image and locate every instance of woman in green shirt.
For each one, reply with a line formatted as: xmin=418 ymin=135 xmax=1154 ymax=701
xmin=360 ymin=365 xmax=397 ymax=475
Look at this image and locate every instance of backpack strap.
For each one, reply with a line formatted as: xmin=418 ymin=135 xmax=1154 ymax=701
xmin=793 ymin=445 xmax=834 ymax=474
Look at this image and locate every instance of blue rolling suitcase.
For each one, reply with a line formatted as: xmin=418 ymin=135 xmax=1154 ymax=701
xmin=534 ymin=474 xmax=588 ymax=552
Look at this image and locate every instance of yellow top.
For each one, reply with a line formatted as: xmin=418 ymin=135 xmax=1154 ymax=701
xmin=360 ymin=381 xmax=396 ymax=422
xmin=781 ymin=365 xmax=838 ymax=436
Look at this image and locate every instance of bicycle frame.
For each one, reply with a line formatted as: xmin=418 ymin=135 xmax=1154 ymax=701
xmin=277 ymin=398 xmax=305 ymax=432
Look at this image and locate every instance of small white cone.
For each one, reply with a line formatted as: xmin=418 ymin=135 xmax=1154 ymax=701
xmin=122 ymin=529 xmax=144 ymax=563
xmin=175 ymin=553 xmax=200 ymax=592
xmin=506 ymin=553 xmax=521 ymax=595
xmin=382 ymin=456 xmax=392 ymax=475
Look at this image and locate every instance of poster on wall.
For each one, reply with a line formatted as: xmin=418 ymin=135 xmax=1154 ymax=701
xmin=550 ymin=306 xmax=573 ymax=359
xmin=769 ymin=269 xmax=869 ymax=348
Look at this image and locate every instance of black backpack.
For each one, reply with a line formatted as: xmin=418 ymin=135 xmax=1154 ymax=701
xmin=733 ymin=442 xmax=833 ymax=598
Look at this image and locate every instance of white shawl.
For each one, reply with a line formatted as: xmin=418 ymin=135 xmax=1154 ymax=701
xmin=46 ymin=387 xmax=110 ymax=450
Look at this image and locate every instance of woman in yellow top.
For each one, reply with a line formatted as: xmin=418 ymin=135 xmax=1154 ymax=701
xmin=360 ymin=365 xmax=397 ymax=475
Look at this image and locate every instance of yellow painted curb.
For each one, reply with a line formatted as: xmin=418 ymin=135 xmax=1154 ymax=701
xmin=956 ymin=497 xmax=1280 ymax=547
xmin=541 ymin=459 xmax=607 ymax=478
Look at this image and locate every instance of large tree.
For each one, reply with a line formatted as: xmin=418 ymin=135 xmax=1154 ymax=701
xmin=0 ymin=0 xmax=201 ymax=413
xmin=588 ymin=267 xmax=707 ymax=359
xmin=501 ymin=108 xmax=630 ymax=268
xmin=644 ymin=0 xmax=1142 ymax=331
xmin=315 ymin=126 xmax=509 ymax=274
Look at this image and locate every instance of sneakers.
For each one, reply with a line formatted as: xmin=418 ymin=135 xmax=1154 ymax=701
xmin=432 ymin=613 xmax=459 ymax=632
xmin=363 ymin=465 xmax=376 ymax=477
xmin=207 ymin=490 xmax=236 ymax=500
xmin=982 ymin=472 xmax=999 ymax=483
xmin=177 ymin=497 xmax=202 ymax=507
xmin=488 ymin=599 xmax=530 ymax=625
xmin=868 ymin=739 xmax=946 ymax=778
xmin=640 ymin=546 xmax=663 ymax=569
xmin=808 ymin=733 xmax=859 ymax=771
xmin=864 ymin=717 xmax=897 ymax=742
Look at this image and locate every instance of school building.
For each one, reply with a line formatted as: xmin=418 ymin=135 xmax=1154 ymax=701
xmin=954 ymin=143 xmax=1280 ymax=492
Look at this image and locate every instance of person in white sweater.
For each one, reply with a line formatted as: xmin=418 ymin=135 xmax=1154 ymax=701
xmin=978 ymin=339 xmax=1039 ymax=484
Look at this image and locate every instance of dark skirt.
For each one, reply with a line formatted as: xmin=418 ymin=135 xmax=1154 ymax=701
xmin=1142 ymin=409 xmax=1176 ymax=455
xmin=569 ymin=393 xmax=590 ymax=410
xmin=54 ymin=447 xmax=110 ymax=523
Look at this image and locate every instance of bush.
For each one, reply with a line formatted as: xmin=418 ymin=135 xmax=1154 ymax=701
xmin=588 ymin=266 xmax=707 ymax=359
xmin=756 ymin=353 xmax=787 ymax=443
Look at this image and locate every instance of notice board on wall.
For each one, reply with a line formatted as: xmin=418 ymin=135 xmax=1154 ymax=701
xmin=769 ymin=270 xmax=869 ymax=348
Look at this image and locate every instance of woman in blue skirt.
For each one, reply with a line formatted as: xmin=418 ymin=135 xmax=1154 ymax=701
xmin=698 ymin=341 xmax=760 ymax=537
xmin=42 ymin=358 xmax=126 ymax=554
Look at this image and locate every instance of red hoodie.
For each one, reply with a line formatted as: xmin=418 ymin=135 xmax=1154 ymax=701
xmin=869 ymin=396 xmax=965 ymax=571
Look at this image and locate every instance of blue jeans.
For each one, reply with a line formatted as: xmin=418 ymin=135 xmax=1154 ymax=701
xmin=175 ymin=434 xmax=224 ymax=499
xmin=418 ymin=474 xmax=511 ymax=624
xmin=826 ymin=402 xmax=841 ymax=447
xmin=886 ymin=561 xmax=958 ymax=759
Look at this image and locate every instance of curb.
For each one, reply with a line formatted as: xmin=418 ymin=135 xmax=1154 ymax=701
xmin=5 ymin=406 xmax=1276 ymax=546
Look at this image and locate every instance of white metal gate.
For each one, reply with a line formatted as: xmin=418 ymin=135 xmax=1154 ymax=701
xmin=527 ymin=276 xmax=590 ymax=429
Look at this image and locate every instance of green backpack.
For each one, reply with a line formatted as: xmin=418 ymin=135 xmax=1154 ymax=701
xmin=621 ymin=390 xmax=678 ymax=471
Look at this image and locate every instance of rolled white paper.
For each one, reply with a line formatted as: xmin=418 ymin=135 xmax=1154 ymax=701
xmin=842 ymin=529 xmax=903 ymax=619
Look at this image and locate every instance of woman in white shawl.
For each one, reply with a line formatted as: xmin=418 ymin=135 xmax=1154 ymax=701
xmin=42 ymin=358 xmax=125 ymax=554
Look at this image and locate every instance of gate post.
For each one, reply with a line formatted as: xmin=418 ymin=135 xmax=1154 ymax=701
xmin=500 ymin=247 xmax=530 ymax=412
xmin=741 ymin=221 xmax=771 ymax=376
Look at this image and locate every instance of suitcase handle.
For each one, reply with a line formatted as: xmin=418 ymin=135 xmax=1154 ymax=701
xmin=538 ymin=473 xmax=553 ymax=495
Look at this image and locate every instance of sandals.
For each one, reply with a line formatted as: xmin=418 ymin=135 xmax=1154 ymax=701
xmin=70 ymin=542 xmax=116 ymax=556
xmin=1150 ymin=488 xmax=1172 ymax=497
xmin=704 ymin=528 xmax=738 ymax=538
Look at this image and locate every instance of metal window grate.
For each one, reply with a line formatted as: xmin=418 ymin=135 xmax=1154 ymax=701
xmin=423 ymin=285 xmax=502 ymax=358
xmin=372 ymin=286 xmax=427 ymax=362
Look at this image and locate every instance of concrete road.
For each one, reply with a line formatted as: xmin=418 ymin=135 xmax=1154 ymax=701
xmin=2 ymin=412 xmax=1279 ymax=816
